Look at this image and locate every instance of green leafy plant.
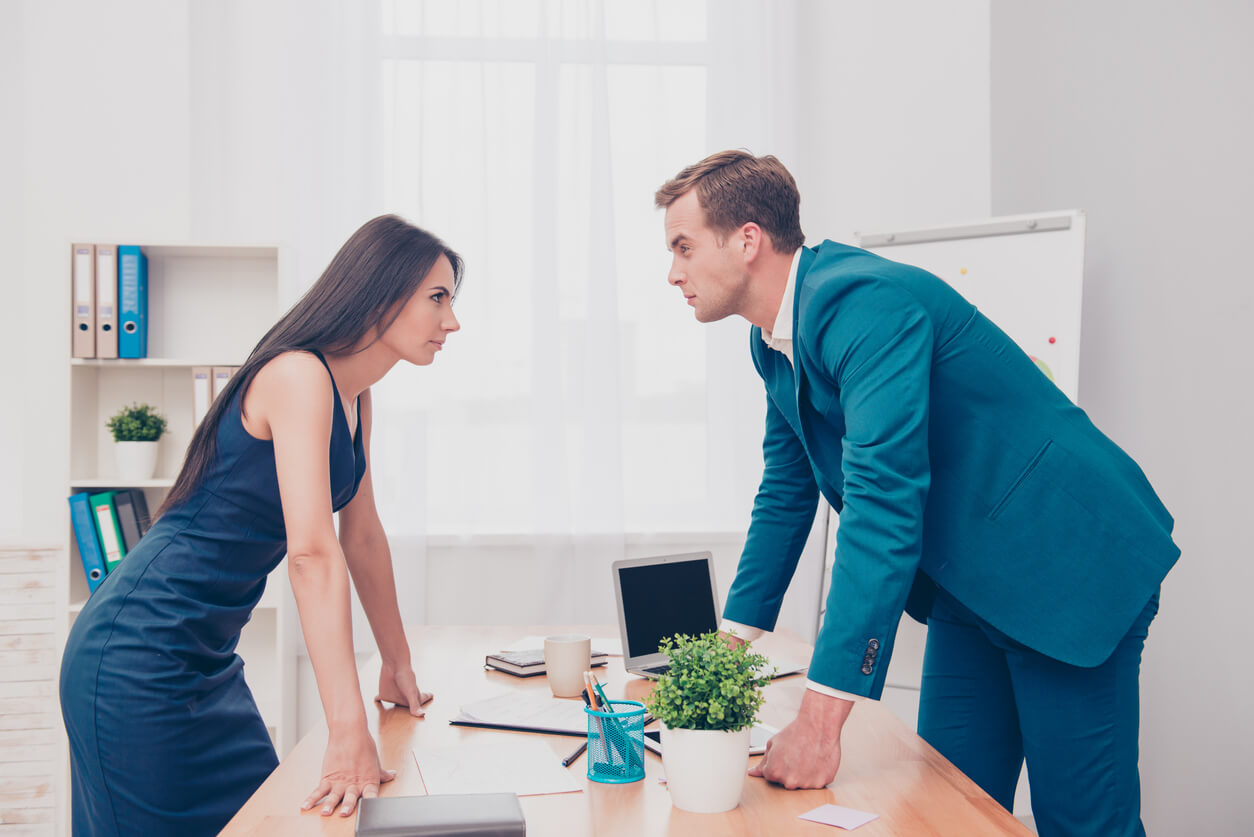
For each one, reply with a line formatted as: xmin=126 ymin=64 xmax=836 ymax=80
xmin=644 ymin=631 xmax=774 ymax=732
xmin=106 ymin=402 xmax=168 ymax=442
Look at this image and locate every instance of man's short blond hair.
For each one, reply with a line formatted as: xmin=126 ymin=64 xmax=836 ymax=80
xmin=654 ymin=150 xmax=804 ymax=253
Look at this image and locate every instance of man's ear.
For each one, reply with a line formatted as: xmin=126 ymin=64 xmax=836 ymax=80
xmin=741 ymin=222 xmax=763 ymax=263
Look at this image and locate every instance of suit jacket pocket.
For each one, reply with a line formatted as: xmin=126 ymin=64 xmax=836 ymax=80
xmin=987 ymin=440 xmax=1052 ymax=521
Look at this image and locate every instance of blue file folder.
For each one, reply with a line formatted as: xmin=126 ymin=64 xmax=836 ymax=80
xmin=68 ymin=492 xmax=108 ymax=593
xmin=118 ymin=245 xmax=148 ymax=358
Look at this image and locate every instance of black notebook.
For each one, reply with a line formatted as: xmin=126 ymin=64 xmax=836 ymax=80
xmin=484 ymin=648 xmax=608 ymax=677
xmin=355 ymin=792 xmax=525 ymax=836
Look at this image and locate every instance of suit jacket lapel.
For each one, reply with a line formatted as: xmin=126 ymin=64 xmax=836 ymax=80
xmin=791 ymin=246 xmax=846 ymax=511
xmin=792 ymin=246 xmax=818 ymax=403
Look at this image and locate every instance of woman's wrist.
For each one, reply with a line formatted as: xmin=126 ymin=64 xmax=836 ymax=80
xmin=379 ymin=639 xmax=413 ymax=673
xmin=326 ymin=704 xmax=369 ymax=737
xmin=381 ymin=660 xmax=413 ymax=680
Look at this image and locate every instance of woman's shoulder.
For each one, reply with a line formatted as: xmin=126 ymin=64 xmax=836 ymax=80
xmin=256 ymin=350 xmax=331 ymax=386
xmin=247 ymin=351 xmax=336 ymax=420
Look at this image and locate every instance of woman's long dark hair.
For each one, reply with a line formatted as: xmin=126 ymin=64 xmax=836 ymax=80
xmin=157 ymin=214 xmax=463 ymax=518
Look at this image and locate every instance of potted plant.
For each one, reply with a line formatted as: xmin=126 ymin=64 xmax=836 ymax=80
xmin=106 ymin=402 xmax=168 ymax=481
xmin=644 ymin=631 xmax=774 ymax=813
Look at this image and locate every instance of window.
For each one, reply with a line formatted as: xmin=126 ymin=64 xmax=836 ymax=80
xmin=373 ymin=0 xmax=771 ymax=537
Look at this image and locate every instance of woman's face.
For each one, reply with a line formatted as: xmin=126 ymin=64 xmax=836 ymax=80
xmin=380 ymin=255 xmax=460 ymax=366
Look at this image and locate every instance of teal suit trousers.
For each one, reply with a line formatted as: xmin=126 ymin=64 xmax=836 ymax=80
xmin=920 ymin=587 xmax=1158 ymax=836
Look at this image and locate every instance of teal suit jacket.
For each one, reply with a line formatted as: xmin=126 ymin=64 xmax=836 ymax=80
xmin=724 ymin=242 xmax=1179 ymax=698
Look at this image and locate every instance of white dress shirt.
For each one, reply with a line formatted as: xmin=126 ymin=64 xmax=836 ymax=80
xmin=719 ymin=247 xmax=867 ymax=705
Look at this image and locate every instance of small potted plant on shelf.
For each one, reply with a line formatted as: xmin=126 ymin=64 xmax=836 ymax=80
xmin=644 ymin=630 xmax=774 ymax=814
xmin=106 ymin=402 xmax=168 ymax=481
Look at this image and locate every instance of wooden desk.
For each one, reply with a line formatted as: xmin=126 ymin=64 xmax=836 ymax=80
xmin=221 ymin=626 xmax=1030 ymax=836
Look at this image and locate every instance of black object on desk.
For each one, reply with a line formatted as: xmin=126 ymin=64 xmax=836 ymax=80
xmin=355 ymin=792 xmax=525 ymax=836
xmin=484 ymin=649 xmax=609 ymax=677
xmin=561 ymin=739 xmax=588 ymax=767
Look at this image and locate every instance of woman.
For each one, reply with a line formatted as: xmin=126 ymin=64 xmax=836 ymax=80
xmin=60 ymin=215 xmax=462 ymax=835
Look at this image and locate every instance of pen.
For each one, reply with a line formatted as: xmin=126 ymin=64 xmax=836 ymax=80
xmin=561 ymin=739 xmax=589 ymax=767
xmin=583 ymin=672 xmax=601 ymax=710
xmin=592 ymin=679 xmax=613 ymax=713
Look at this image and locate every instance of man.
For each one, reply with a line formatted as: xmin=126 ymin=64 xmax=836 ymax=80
xmin=655 ymin=150 xmax=1177 ymax=837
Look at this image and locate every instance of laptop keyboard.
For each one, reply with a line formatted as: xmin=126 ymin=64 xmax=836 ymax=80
xmin=640 ymin=664 xmax=670 ymax=675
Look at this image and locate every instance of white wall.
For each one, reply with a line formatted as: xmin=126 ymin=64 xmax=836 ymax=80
xmin=0 ymin=0 xmax=380 ymax=543
xmin=991 ymin=4 xmax=1253 ymax=834
xmin=2 ymin=1 xmax=194 ymax=542
xmin=793 ymin=0 xmax=992 ymax=241
xmin=0 ymin=0 xmax=26 ymax=539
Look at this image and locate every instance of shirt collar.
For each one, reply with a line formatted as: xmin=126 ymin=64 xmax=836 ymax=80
xmin=763 ymin=247 xmax=803 ymax=344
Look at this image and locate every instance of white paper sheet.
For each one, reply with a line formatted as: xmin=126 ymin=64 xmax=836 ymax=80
xmin=455 ymin=690 xmax=589 ymax=735
xmin=413 ymin=738 xmax=583 ymax=797
xmin=798 ymin=803 xmax=879 ymax=830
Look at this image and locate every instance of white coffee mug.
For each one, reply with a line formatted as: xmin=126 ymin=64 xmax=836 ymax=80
xmin=544 ymin=634 xmax=592 ymax=698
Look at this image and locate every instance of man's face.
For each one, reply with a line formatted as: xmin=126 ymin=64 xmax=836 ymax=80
xmin=664 ymin=190 xmax=748 ymax=323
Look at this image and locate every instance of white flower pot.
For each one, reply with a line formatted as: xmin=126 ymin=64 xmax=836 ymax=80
xmin=114 ymin=441 xmax=159 ymax=481
xmin=661 ymin=724 xmax=751 ymax=814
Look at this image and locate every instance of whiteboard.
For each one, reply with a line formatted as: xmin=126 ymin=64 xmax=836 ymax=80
xmin=856 ymin=210 xmax=1086 ymax=404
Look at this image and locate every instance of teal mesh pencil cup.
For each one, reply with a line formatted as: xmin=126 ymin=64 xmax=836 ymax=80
xmin=585 ymin=699 xmax=646 ymax=783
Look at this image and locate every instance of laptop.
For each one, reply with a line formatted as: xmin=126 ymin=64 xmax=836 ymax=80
xmin=611 ymin=551 xmax=808 ymax=680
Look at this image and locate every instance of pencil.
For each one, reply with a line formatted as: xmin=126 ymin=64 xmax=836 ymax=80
xmin=561 ymin=739 xmax=589 ymax=767
xmin=583 ymin=672 xmax=601 ymax=710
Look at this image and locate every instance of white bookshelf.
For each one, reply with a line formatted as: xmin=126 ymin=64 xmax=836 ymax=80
xmin=60 ymin=243 xmax=299 ymax=832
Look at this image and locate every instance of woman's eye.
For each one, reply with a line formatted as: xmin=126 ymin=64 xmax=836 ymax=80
xmin=431 ymin=292 xmax=445 ymax=303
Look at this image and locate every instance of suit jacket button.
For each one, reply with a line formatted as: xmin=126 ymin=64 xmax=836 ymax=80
xmin=868 ymin=639 xmax=880 ymax=651
xmin=861 ymin=663 xmax=873 ymax=675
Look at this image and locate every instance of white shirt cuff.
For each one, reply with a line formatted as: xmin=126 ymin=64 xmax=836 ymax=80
xmin=718 ymin=619 xmax=765 ymax=642
xmin=805 ymin=680 xmax=868 ymax=703
xmin=720 ymin=621 xmax=864 ymax=702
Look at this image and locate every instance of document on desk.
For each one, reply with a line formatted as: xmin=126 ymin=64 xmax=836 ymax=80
xmin=451 ymin=690 xmax=589 ymax=736
xmin=414 ymin=738 xmax=583 ymax=797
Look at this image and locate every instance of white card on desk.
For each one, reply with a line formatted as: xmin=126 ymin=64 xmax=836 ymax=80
xmin=798 ymin=803 xmax=879 ymax=830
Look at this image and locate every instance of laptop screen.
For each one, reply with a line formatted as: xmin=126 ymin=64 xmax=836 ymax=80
xmin=618 ymin=556 xmax=719 ymax=658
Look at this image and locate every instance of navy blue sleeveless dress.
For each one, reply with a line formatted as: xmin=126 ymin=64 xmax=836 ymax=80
xmin=60 ymin=351 xmax=365 ymax=836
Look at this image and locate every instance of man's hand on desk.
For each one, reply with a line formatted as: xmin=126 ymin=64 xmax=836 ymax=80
xmin=748 ymin=688 xmax=854 ymax=790
xmin=375 ymin=661 xmax=434 ymax=717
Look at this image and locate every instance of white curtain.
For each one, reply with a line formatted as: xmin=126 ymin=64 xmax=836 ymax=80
xmin=178 ymin=0 xmax=806 ymax=638
xmin=367 ymin=0 xmax=804 ymax=626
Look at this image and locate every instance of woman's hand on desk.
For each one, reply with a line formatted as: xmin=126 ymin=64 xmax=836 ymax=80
xmin=748 ymin=689 xmax=853 ymax=790
xmin=375 ymin=661 xmax=434 ymax=717
xmin=302 ymin=725 xmax=394 ymax=817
